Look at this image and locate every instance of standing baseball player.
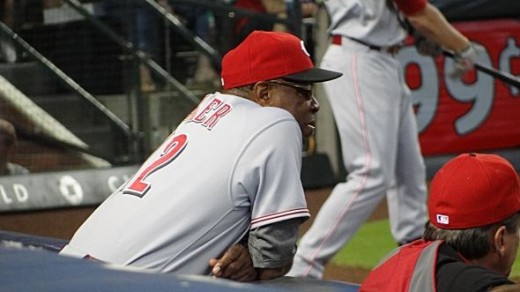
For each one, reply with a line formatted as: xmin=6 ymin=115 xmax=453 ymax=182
xmin=60 ymin=30 xmax=342 ymax=281
xmin=288 ymin=0 xmax=477 ymax=278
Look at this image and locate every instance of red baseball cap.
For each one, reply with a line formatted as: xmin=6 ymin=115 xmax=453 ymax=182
xmin=221 ymin=30 xmax=342 ymax=89
xmin=429 ymin=153 xmax=520 ymax=229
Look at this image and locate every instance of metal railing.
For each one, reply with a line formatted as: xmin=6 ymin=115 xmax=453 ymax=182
xmin=0 ymin=0 xmax=306 ymax=164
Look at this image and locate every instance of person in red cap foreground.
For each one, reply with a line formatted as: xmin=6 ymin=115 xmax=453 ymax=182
xmin=361 ymin=153 xmax=520 ymax=292
xmin=59 ymin=30 xmax=342 ymax=281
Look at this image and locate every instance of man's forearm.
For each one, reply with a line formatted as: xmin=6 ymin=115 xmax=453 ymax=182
xmin=407 ymin=3 xmax=469 ymax=52
xmin=248 ymin=218 xmax=303 ymax=279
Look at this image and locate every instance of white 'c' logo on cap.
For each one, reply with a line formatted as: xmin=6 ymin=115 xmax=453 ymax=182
xmin=436 ymin=214 xmax=449 ymax=225
xmin=300 ymin=41 xmax=310 ymax=57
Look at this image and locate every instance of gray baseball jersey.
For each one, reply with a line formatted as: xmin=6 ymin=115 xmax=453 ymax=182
xmin=60 ymin=92 xmax=310 ymax=275
xmin=326 ymin=0 xmax=406 ymax=47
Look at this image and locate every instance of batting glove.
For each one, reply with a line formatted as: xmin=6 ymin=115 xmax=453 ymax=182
xmin=414 ymin=34 xmax=442 ymax=57
xmin=449 ymin=44 xmax=477 ymax=79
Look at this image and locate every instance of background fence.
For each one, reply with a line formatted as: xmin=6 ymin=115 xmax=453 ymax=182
xmin=0 ymin=0 xmax=310 ymax=174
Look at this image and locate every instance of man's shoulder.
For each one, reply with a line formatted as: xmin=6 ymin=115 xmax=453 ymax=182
xmin=436 ymin=244 xmax=514 ymax=292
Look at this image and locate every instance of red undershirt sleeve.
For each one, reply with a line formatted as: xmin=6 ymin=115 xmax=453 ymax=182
xmin=393 ymin=0 xmax=427 ymax=16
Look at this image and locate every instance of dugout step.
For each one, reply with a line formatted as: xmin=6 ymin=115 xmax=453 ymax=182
xmin=0 ymin=61 xmax=60 ymax=96
xmin=30 ymin=94 xmax=113 ymax=128
xmin=29 ymin=93 xmax=125 ymax=160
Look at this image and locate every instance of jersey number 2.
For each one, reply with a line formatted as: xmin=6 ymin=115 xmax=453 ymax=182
xmin=123 ymin=134 xmax=188 ymax=198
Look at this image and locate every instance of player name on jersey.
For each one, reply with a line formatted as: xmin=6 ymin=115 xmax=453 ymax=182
xmin=184 ymin=96 xmax=233 ymax=131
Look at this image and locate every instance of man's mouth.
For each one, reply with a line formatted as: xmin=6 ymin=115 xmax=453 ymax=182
xmin=306 ymin=121 xmax=316 ymax=129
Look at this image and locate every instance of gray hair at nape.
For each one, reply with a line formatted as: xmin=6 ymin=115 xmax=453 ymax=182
xmin=423 ymin=213 xmax=520 ymax=260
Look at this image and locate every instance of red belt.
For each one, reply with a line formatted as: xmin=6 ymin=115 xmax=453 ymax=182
xmin=331 ymin=35 xmax=401 ymax=55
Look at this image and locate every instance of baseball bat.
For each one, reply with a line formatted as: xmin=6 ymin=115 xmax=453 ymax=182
xmin=443 ymin=50 xmax=520 ymax=88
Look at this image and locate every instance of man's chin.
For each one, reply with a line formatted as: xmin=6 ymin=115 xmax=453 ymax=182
xmin=302 ymin=127 xmax=315 ymax=138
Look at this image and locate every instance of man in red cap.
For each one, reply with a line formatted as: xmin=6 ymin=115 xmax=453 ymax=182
xmin=60 ymin=30 xmax=342 ymax=281
xmin=360 ymin=153 xmax=520 ymax=291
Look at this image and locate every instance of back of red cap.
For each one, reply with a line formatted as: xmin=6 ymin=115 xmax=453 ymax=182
xmin=429 ymin=153 xmax=520 ymax=229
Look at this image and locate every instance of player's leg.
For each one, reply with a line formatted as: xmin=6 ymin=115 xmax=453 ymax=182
xmin=288 ymin=48 xmax=400 ymax=278
xmin=386 ymin=83 xmax=428 ymax=245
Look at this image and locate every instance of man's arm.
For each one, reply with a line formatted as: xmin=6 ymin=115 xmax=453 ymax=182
xmin=208 ymin=218 xmax=302 ymax=281
xmin=248 ymin=218 xmax=302 ymax=280
xmin=397 ymin=1 xmax=476 ymax=78
xmin=404 ymin=3 xmax=469 ymax=53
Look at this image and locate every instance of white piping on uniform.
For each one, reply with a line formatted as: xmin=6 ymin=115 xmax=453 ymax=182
xmin=302 ymin=53 xmax=373 ymax=276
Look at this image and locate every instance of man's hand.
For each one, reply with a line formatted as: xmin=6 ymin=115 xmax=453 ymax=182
xmin=450 ymin=44 xmax=477 ymax=79
xmin=209 ymin=244 xmax=257 ymax=282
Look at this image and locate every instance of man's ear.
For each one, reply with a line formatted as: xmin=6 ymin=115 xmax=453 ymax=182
xmin=252 ymin=82 xmax=270 ymax=106
xmin=493 ymin=226 xmax=507 ymax=256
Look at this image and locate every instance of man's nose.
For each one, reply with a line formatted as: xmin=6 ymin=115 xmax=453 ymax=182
xmin=310 ymin=96 xmax=320 ymax=112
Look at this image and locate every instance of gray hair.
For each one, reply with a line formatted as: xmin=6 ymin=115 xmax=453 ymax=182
xmin=224 ymin=84 xmax=254 ymax=99
xmin=423 ymin=213 xmax=520 ymax=259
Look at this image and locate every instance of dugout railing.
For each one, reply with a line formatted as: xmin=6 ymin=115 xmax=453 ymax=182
xmin=0 ymin=0 xmax=308 ymax=173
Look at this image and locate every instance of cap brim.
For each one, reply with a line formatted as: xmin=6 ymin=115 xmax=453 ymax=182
xmin=282 ymin=68 xmax=343 ymax=83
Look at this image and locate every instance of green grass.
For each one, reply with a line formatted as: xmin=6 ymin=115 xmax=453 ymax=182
xmin=331 ymin=219 xmax=520 ymax=278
